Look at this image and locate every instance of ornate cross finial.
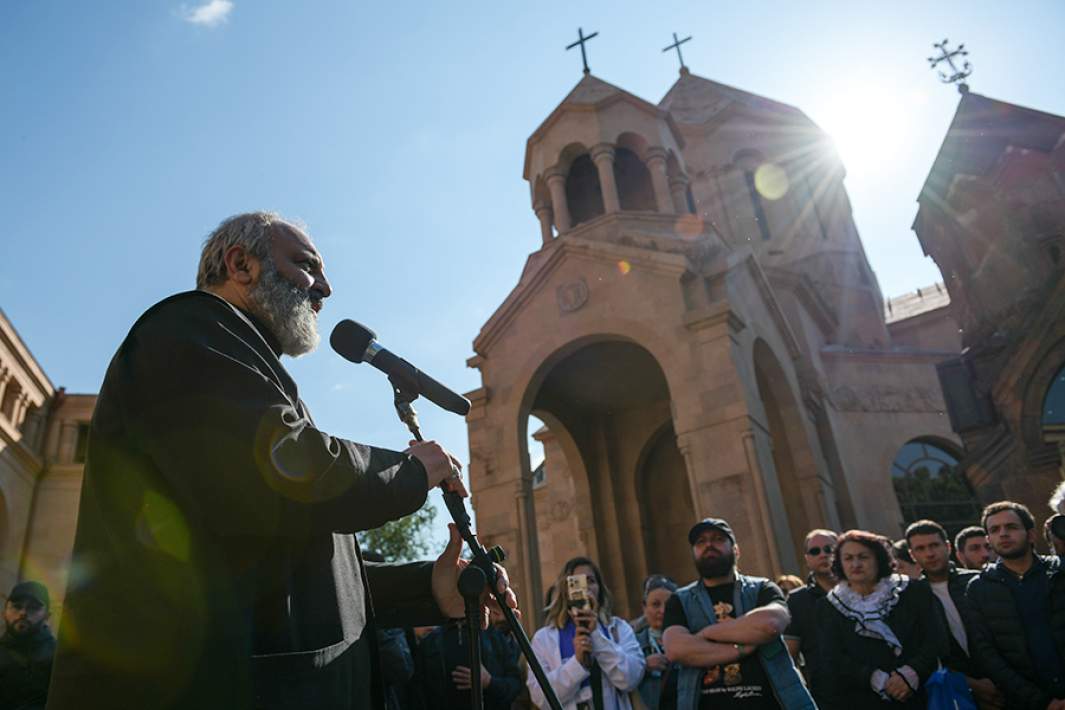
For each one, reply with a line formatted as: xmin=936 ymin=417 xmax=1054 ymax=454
xmin=928 ymin=39 xmax=972 ymax=94
xmin=566 ymin=27 xmax=599 ymax=75
xmin=662 ymin=32 xmax=693 ymax=71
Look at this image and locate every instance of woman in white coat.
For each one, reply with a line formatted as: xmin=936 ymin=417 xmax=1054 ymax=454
xmin=528 ymin=557 xmax=645 ymax=710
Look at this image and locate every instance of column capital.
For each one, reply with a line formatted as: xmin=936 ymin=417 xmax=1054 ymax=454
xmin=544 ymin=166 xmax=568 ymax=184
xmin=645 ymin=146 xmax=669 ymax=166
xmin=669 ymin=172 xmax=691 ymax=188
xmin=590 ymin=143 xmax=616 ymax=162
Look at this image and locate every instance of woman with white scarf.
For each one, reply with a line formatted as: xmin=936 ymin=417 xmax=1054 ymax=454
xmin=815 ymin=530 xmax=946 ymax=709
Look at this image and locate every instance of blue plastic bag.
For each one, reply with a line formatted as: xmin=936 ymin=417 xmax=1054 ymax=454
xmin=925 ymin=668 xmax=977 ymax=710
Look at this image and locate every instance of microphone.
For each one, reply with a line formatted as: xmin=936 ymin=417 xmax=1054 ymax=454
xmin=330 ymin=319 xmax=471 ymax=416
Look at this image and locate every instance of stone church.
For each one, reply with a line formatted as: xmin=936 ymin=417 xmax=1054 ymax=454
xmin=463 ymin=67 xmax=968 ymax=620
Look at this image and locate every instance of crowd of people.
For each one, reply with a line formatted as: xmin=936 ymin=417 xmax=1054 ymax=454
xmin=519 ymin=495 xmax=1065 ymax=710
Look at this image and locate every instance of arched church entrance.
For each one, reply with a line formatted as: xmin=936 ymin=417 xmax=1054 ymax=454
xmin=637 ymin=423 xmax=696 ymax=588
xmin=752 ymin=339 xmax=822 ymax=569
xmin=520 ymin=337 xmax=684 ymax=616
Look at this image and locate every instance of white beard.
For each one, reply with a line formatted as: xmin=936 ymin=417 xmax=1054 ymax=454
xmin=248 ymin=259 xmax=320 ymax=357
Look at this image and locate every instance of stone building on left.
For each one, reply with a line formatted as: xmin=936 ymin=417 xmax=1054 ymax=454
xmin=0 ymin=308 xmax=95 ymax=625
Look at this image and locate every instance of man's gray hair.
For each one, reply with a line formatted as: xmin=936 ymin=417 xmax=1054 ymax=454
xmin=196 ymin=211 xmax=293 ymax=289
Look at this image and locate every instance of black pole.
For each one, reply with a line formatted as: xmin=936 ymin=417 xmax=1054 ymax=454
xmin=459 ymin=566 xmax=487 ymax=710
xmin=392 ymin=384 xmax=565 ymax=710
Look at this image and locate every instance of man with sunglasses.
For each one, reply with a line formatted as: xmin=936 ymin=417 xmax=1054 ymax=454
xmin=0 ymin=581 xmax=56 ymax=710
xmin=783 ymin=529 xmax=836 ymax=701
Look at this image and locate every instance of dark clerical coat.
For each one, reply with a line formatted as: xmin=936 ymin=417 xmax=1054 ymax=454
xmin=47 ymin=291 xmax=445 ymax=710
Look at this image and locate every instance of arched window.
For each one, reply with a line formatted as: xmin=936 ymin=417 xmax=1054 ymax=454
xmin=565 ymin=154 xmax=604 ymax=227
xmin=1043 ymin=364 xmax=1065 ymax=428
xmin=613 ymin=148 xmax=656 ymax=212
xmin=891 ymin=438 xmax=980 ymax=537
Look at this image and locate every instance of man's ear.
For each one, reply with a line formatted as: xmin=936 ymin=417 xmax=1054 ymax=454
xmin=734 ymin=543 xmax=741 ymax=562
xmin=223 ymin=244 xmax=260 ymax=286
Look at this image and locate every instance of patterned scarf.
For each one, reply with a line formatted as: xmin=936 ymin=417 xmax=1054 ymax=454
xmin=826 ymin=574 xmax=908 ymax=655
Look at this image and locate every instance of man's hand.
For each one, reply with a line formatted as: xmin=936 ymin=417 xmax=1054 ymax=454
xmin=406 ymin=440 xmax=468 ymax=496
xmin=431 ymin=524 xmax=519 ymax=624
xmin=645 ymin=653 xmax=669 ymax=672
xmin=452 ymin=664 xmax=492 ymax=690
xmin=884 ymin=672 xmax=913 ymax=702
xmin=967 ymin=677 xmax=1005 ymax=709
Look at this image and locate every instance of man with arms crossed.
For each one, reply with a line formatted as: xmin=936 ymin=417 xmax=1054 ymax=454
xmin=663 ymin=517 xmax=814 ymax=710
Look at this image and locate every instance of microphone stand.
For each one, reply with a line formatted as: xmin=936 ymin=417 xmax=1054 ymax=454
xmin=392 ymin=379 xmax=564 ymax=710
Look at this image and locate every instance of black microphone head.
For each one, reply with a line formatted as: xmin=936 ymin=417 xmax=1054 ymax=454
xmin=330 ymin=320 xmax=377 ymax=363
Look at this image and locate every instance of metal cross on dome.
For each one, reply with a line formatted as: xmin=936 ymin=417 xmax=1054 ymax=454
xmin=928 ymin=39 xmax=973 ymax=94
xmin=566 ymin=27 xmax=599 ymax=75
xmin=663 ymin=32 xmax=693 ymax=70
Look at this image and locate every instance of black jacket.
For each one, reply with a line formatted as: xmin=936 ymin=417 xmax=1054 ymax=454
xmin=417 ymin=622 xmax=523 ymax=710
xmin=784 ymin=573 xmax=829 ymax=699
xmin=815 ymin=579 xmax=945 ymax=710
xmin=47 ymin=292 xmax=446 ymax=710
xmin=964 ymin=555 xmax=1065 ymax=709
xmin=921 ymin=564 xmax=980 ymax=677
xmin=0 ymin=626 xmax=56 ymax=710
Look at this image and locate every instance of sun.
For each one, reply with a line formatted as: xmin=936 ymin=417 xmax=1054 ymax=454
xmin=816 ymin=86 xmax=922 ymax=177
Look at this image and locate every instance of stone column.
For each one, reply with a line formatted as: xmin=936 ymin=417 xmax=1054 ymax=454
xmin=544 ymin=167 xmax=572 ymax=234
xmin=590 ymin=143 xmax=621 ymax=213
xmin=670 ymin=174 xmax=691 ymax=214
xmin=533 ymin=200 xmax=554 ymax=246
xmin=645 ymin=147 xmax=675 ymax=214
xmin=0 ymin=371 xmax=10 ymax=417
xmin=13 ymin=394 xmax=29 ymax=429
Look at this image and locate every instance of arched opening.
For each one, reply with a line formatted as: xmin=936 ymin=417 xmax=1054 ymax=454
xmin=1042 ymin=363 xmax=1065 ymax=475
xmin=891 ymin=438 xmax=978 ymax=539
xmin=614 ymin=148 xmax=656 ymax=212
xmin=520 ymin=337 xmax=679 ymax=617
xmin=753 ymin=340 xmax=820 ymax=568
xmin=565 ymin=154 xmax=604 ymax=227
xmin=637 ymin=423 xmax=696 ymax=588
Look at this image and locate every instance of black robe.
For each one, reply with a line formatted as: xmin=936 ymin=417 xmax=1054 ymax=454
xmin=47 ymin=291 xmax=445 ymax=710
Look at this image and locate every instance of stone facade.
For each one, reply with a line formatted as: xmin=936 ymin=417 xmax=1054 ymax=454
xmin=0 ymin=309 xmax=93 ymax=625
xmin=914 ymin=90 xmax=1065 ymax=524
xmin=466 ymin=69 xmax=964 ymax=622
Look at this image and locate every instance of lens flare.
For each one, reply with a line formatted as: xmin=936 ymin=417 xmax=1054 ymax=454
xmin=755 ymin=163 xmax=789 ymax=200
xmin=617 ymin=260 xmax=632 ymax=275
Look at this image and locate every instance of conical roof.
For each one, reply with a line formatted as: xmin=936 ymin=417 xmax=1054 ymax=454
xmin=659 ymin=68 xmax=808 ymax=125
xmin=559 ymin=72 xmax=625 ymax=105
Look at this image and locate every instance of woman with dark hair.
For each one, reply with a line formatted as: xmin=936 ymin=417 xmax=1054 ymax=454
xmin=528 ymin=557 xmax=645 ymax=709
xmin=815 ymin=530 xmax=945 ymax=709
xmin=636 ymin=575 xmax=679 ymax=710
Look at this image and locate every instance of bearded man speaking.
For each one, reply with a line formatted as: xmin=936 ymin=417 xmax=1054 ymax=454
xmin=47 ymin=212 xmax=514 ymax=710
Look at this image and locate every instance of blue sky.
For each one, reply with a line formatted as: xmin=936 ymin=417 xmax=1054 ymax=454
xmin=3 ymin=1 xmax=1064 ymax=547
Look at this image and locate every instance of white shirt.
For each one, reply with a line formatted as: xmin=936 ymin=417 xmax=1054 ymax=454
xmin=931 ymin=580 xmax=969 ymax=653
xmin=527 ymin=617 xmax=645 ymax=710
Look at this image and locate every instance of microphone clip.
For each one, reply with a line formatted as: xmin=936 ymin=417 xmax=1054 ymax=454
xmin=390 ymin=375 xmax=423 ymax=441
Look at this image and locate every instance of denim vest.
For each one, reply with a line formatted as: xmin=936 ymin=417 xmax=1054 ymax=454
xmin=674 ymin=574 xmax=815 ymax=710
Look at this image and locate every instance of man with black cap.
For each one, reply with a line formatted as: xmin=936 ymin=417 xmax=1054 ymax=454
xmin=0 ymin=581 xmax=56 ymax=710
xmin=662 ymin=518 xmax=814 ymax=710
